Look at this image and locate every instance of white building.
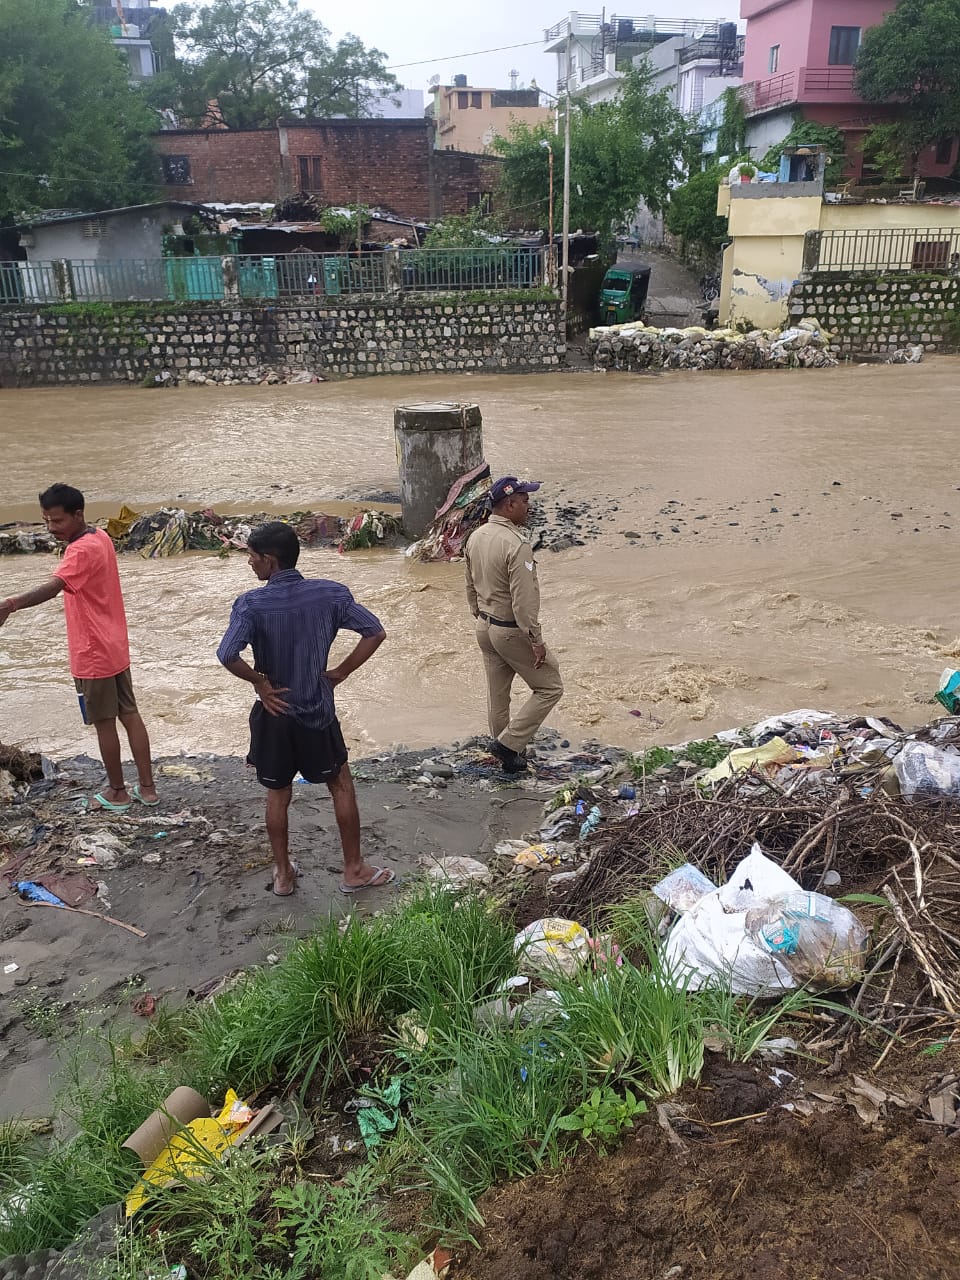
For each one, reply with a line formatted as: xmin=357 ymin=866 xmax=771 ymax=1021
xmin=543 ymin=13 xmax=743 ymax=246
xmin=91 ymin=3 xmax=165 ymax=80
xmin=542 ymin=11 xmax=741 ymax=108
xmin=366 ymin=89 xmax=426 ymax=120
xmin=645 ymin=29 xmax=743 ymax=117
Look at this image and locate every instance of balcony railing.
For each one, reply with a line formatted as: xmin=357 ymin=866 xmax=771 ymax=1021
xmin=544 ymin=13 xmax=721 ymax=44
xmin=679 ymin=35 xmax=745 ymax=65
xmin=803 ymin=227 xmax=960 ymax=274
xmin=0 ymin=248 xmax=551 ymax=306
xmin=800 ymin=65 xmax=856 ymax=94
xmin=741 ymin=65 xmax=859 ymax=114
xmin=740 ymin=70 xmax=800 ymax=113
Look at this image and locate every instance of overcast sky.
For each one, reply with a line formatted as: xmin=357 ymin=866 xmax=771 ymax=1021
xmin=319 ymin=2 xmax=742 ymax=95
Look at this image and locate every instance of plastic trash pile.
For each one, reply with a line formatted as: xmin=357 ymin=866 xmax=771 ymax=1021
xmin=0 ymin=529 xmax=57 ymax=555
xmin=0 ymin=505 xmax=403 ymax=557
xmin=661 ymin=845 xmax=868 ymax=996
xmin=588 ymin=317 xmax=840 ymax=372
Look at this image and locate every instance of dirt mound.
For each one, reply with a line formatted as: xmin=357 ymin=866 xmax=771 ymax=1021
xmin=459 ymin=1093 xmax=960 ymax=1280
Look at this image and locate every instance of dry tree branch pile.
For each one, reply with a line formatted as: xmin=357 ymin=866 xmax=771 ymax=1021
xmin=555 ymin=778 xmax=960 ymax=1043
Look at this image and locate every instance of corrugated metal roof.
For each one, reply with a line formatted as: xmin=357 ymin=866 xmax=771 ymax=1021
xmin=18 ymin=201 xmax=203 ymax=229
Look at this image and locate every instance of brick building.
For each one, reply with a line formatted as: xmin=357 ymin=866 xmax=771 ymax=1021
xmin=154 ymin=118 xmax=504 ymax=220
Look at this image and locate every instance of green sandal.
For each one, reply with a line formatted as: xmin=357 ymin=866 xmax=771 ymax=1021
xmin=87 ymin=791 xmax=132 ymax=813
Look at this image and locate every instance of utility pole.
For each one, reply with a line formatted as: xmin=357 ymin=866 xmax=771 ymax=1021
xmin=539 ymin=138 xmax=555 ymax=288
xmin=561 ymin=17 xmax=572 ymax=317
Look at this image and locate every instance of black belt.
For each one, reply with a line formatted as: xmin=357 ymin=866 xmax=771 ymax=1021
xmin=478 ymin=612 xmax=518 ymax=628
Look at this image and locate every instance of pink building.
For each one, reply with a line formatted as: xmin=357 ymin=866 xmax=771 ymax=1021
xmin=740 ymin=0 xmax=958 ymax=180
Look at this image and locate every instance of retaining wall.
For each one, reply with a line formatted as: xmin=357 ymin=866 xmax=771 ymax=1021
xmin=0 ymin=299 xmax=566 ymax=386
xmin=788 ymin=274 xmax=960 ymax=354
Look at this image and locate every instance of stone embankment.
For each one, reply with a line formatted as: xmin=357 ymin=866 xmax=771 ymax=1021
xmin=787 ymin=273 xmax=960 ymax=356
xmin=0 ymin=299 xmax=566 ymax=387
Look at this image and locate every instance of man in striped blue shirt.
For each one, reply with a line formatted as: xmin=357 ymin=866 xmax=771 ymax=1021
xmin=217 ymin=522 xmax=391 ymax=898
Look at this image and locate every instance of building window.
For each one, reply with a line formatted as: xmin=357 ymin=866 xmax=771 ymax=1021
xmin=297 ymin=155 xmax=322 ymax=192
xmin=471 ymin=91 xmax=482 ymax=108
xmin=466 ymin=191 xmax=492 ymax=213
xmin=457 ymin=91 xmax=468 ymax=109
xmin=935 ymin=137 xmax=954 ymax=165
xmin=82 ymin=218 xmax=106 ymax=238
xmin=768 ymin=44 xmax=779 ymax=73
xmin=161 ymin=154 xmax=191 ymax=184
xmin=828 ymin=26 xmax=861 ymax=65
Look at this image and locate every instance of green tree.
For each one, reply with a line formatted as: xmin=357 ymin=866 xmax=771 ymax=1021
xmin=168 ymin=0 xmax=399 ymax=128
xmin=665 ymin=165 xmax=728 ymax=258
xmin=856 ymin=0 xmax=960 ymax=173
xmin=0 ymin=0 xmax=160 ymax=220
xmin=494 ymin=65 xmax=689 ymax=247
xmin=423 ymin=208 xmax=504 ymax=248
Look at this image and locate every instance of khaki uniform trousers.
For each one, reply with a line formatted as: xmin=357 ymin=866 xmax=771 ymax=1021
xmin=475 ymin=618 xmax=563 ymax=753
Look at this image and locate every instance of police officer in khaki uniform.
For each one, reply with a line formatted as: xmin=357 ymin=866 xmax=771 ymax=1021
xmin=464 ymin=476 xmax=563 ymax=773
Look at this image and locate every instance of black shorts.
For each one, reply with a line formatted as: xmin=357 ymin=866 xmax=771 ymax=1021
xmin=247 ymin=703 xmax=349 ymax=789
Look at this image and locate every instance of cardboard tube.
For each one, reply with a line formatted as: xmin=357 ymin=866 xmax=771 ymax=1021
xmin=122 ymin=1086 xmax=210 ymax=1165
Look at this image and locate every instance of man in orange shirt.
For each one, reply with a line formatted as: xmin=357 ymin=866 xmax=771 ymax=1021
xmin=0 ymin=483 xmax=157 ymax=812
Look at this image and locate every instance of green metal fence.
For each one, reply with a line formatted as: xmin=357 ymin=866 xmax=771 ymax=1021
xmin=0 ymin=247 xmax=549 ymax=306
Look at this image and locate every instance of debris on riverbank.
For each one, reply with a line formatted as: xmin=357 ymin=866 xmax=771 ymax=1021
xmin=2 ymin=709 xmax=959 ymax=1279
xmin=0 ymin=505 xmax=406 ymax=557
xmin=588 ymin=318 xmax=843 ymax=372
xmin=1 ymin=481 xmax=618 ymax=558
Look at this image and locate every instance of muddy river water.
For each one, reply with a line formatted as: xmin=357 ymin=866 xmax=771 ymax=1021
xmin=2 ymin=363 xmax=959 ymax=761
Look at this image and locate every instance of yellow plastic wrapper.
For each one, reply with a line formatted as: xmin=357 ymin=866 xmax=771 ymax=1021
xmin=704 ymin=736 xmax=800 ymax=783
xmin=125 ymin=1089 xmax=250 ymax=1216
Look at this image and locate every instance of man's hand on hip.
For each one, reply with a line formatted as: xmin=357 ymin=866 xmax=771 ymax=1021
xmin=256 ymin=678 xmax=290 ymax=716
xmin=323 ymin=666 xmax=346 ymax=687
xmin=532 ymin=642 xmax=547 ymax=669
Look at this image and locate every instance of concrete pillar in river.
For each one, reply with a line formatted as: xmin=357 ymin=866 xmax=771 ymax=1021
xmin=393 ymin=401 xmax=484 ymax=537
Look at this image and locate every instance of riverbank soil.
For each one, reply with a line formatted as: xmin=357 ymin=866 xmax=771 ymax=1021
xmin=460 ymin=1070 xmax=960 ymax=1280
xmin=0 ymin=750 xmax=546 ymax=1119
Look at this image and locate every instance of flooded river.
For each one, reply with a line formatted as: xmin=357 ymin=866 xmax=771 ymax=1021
xmin=2 ymin=364 xmax=959 ymax=760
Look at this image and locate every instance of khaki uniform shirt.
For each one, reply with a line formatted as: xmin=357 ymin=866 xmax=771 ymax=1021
xmin=464 ymin=514 xmax=543 ymax=645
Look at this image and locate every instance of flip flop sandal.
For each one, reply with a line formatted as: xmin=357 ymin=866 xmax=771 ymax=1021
xmin=339 ymin=867 xmax=396 ymax=895
xmin=86 ymin=791 xmax=132 ymax=813
xmin=132 ymin=784 xmax=160 ymax=807
xmin=269 ymin=859 xmax=300 ymax=897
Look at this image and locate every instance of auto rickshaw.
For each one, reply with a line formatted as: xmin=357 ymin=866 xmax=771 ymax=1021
xmin=600 ymin=264 xmax=651 ymax=324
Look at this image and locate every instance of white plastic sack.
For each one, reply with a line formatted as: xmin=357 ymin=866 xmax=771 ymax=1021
xmin=424 ymin=856 xmax=492 ymax=887
xmin=893 ymin=740 xmax=960 ymax=800
xmin=664 ymin=845 xmax=867 ymax=996
xmin=514 ymin=917 xmax=591 ymax=978
xmin=717 ymin=843 xmax=799 ymax=911
xmin=665 ymin=891 xmax=795 ymax=995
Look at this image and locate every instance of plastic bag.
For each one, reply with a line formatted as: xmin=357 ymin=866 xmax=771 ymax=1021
xmin=717 ymin=844 xmax=799 ymax=911
xmin=935 ymin=668 xmax=960 ymax=715
xmin=745 ymin=891 xmax=868 ymax=990
xmin=514 ymin=918 xmax=591 ymax=978
xmin=704 ymin=736 xmax=799 ymax=783
xmin=893 ymin=740 xmax=960 ymax=800
xmin=651 ymin=863 xmax=716 ymax=913
xmin=663 ymin=846 xmax=867 ymax=995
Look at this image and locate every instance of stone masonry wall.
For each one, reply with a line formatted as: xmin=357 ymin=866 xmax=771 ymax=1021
xmin=788 ymin=274 xmax=960 ymax=354
xmin=0 ymin=300 xmax=566 ymax=386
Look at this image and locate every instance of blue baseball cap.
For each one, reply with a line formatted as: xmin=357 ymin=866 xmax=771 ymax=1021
xmin=490 ymin=476 xmax=542 ymax=504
